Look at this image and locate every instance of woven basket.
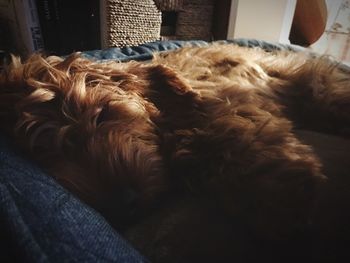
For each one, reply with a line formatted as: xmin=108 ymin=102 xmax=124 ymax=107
xmin=101 ymin=0 xmax=161 ymax=48
xmin=154 ymin=0 xmax=184 ymax=11
xmin=175 ymin=0 xmax=214 ymax=40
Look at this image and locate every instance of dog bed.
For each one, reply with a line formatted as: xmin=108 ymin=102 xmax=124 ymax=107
xmin=0 ymin=39 xmax=349 ymax=263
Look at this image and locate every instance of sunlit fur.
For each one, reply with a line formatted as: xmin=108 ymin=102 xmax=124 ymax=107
xmin=0 ymin=44 xmax=349 ymax=259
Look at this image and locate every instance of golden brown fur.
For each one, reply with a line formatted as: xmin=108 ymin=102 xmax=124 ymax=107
xmin=0 ymin=43 xmax=349 ymax=262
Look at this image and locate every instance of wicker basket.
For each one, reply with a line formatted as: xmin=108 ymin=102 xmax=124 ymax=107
xmin=175 ymin=0 xmax=214 ymax=41
xmin=154 ymin=0 xmax=184 ymax=11
xmin=101 ymin=0 xmax=214 ymax=48
xmin=101 ymin=0 xmax=161 ymax=48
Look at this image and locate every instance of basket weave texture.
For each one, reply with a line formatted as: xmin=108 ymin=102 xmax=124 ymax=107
xmin=154 ymin=0 xmax=184 ymax=11
xmin=175 ymin=0 xmax=214 ymax=40
xmin=103 ymin=0 xmax=214 ymax=47
xmin=104 ymin=0 xmax=161 ymax=47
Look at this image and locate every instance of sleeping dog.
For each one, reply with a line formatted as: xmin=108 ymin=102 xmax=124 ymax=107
xmin=1 ymin=44 xmax=349 ymax=262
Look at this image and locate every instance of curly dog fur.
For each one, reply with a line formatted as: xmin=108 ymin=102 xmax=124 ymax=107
xmin=1 ymin=44 xmax=349 ymax=262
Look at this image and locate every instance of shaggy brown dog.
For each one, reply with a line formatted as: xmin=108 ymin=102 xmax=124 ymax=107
xmin=0 ymin=44 xmax=349 ymax=262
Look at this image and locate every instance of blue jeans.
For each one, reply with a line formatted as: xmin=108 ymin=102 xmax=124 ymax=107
xmin=0 ymin=135 xmax=147 ymax=262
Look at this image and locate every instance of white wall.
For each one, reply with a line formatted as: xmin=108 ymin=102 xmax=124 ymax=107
xmin=227 ymin=0 xmax=297 ymax=43
xmin=324 ymin=0 xmax=343 ymax=30
xmin=310 ymin=0 xmax=350 ymax=65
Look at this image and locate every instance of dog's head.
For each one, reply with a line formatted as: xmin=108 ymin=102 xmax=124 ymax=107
xmin=0 ymin=53 xmax=198 ymax=225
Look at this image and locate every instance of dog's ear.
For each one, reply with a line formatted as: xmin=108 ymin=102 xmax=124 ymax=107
xmin=144 ymin=64 xmax=203 ymax=132
xmin=148 ymin=64 xmax=195 ymax=96
xmin=146 ymin=64 xmax=200 ymax=113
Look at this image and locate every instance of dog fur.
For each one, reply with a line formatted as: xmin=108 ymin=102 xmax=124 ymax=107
xmin=0 ymin=44 xmax=350 ymax=262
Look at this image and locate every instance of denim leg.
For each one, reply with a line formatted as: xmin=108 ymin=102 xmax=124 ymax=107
xmin=0 ymin=135 xmax=148 ymax=263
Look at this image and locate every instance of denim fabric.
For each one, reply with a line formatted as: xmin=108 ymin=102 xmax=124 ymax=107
xmin=82 ymin=40 xmax=209 ymax=62
xmin=81 ymin=39 xmax=305 ymax=62
xmin=0 ymin=135 xmax=147 ymax=263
